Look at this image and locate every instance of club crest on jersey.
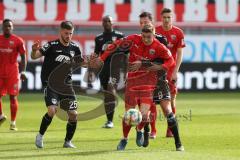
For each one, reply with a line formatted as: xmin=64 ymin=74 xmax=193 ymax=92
xmin=51 ymin=98 xmax=57 ymax=105
xmin=149 ymin=49 xmax=155 ymax=55
xmin=171 ymin=35 xmax=176 ymax=40
xmin=112 ymin=36 xmax=117 ymax=41
xmin=70 ymin=51 xmax=75 ymax=57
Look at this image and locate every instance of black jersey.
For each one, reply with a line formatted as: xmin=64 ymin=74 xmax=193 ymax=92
xmin=94 ymin=30 xmax=124 ymax=70
xmin=155 ymin=34 xmax=168 ymax=47
xmin=39 ymin=39 xmax=82 ymax=87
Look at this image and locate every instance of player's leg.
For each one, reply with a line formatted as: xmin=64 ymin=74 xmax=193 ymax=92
xmin=136 ymin=99 xmax=151 ymax=147
xmin=166 ymin=80 xmax=177 ymax=137
xmin=0 ymin=78 xmax=8 ymax=125
xmin=117 ymin=90 xmax=136 ymax=150
xmin=100 ymin=73 xmax=116 ymax=128
xmin=63 ymin=97 xmax=78 ymax=148
xmin=35 ymin=87 xmax=58 ymax=148
xmin=149 ymin=102 xmax=157 ymax=139
xmin=7 ymin=74 xmax=20 ymax=130
xmin=161 ymin=99 xmax=184 ymax=151
xmin=102 ymin=83 xmax=116 ymax=128
xmin=0 ymin=95 xmax=7 ymax=126
xmin=9 ymin=95 xmax=18 ymax=130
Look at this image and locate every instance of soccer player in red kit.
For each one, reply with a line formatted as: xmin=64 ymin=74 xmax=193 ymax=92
xmin=155 ymin=8 xmax=186 ymax=137
xmin=91 ymin=24 xmax=184 ymax=151
xmin=0 ymin=19 xmax=27 ymax=130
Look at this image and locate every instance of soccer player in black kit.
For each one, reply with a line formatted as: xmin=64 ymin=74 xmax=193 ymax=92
xmin=31 ymin=21 xmax=87 ymax=148
xmin=94 ymin=15 xmax=125 ymax=128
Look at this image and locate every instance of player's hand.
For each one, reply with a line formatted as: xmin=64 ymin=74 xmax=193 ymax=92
xmin=171 ymin=71 xmax=177 ymax=83
xmin=89 ymin=57 xmax=103 ymax=69
xmin=128 ymin=61 xmax=142 ymax=72
xmin=20 ymin=72 xmax=27 ymax=81
xmin=147 ymin=63 xmax=163 ymax=71
xmin=32 ymin=40 xmax=41 ymax=51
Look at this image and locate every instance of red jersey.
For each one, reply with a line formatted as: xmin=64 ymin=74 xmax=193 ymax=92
xmin=0 ymin=34 xmax=25 ymax=77
xmin=100 ymin=34 xmax=174 ymax=91
xmin=155 ymin=25 xmax=185 ymax=61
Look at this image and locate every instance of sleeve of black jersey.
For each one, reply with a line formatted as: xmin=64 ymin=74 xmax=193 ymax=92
xmin=39 ymin=42 xmax=51 ymax=56
xmin=72 ymin=46 xmax=84 ymax=63
xmin=156 ymin=34 xmax=168 ymax=47
xmin=94 ymin=37 xmax=101 ymax=55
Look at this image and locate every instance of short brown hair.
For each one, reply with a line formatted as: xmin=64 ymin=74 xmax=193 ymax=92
xmin=139 ymin=12 xmax=153 ymax=21
xmin=161 ymin=8 xmax=172 ymax=15
xmin=141 ymin=24 xmax=154 ymax=33
xmin=60 ymin=21 xmax=74 ymax=30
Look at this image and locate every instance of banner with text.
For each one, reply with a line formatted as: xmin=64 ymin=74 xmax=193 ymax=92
xmin=1 ymin=0 xmax=240 ymax=25
xmin=20 ymin=62 xmax=240 ymax=92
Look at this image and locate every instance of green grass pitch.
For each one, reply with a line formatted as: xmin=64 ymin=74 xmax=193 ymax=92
xmin=0 ymin=92 xmax=240 ymax=160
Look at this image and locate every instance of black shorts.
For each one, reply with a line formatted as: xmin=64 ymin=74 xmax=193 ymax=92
xmin=153 ymin=80 xmax=171 ymax=104
xmin=44 ymin=86 xmax=77 ymax=111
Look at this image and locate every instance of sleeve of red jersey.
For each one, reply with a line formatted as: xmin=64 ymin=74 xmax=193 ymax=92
xmin=100 ymin=35 xmax=135 ymax=61
xmin=158 ymin=45 xmax=175 ymax=71
xmin=99 ymin=39 xmax=122 ymax=61
xmin=177 ymin=29 xmax=186 ymax=49
xmin=18 ymin=37 xmax=26 ymax=55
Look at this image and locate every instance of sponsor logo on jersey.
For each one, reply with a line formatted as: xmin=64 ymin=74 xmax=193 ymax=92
xmin=9 ymin=41 xmax=14 ymax=45
xmin=70 ymin=51 xmax=75 ymax=57
xmin=55 ymin=55 xmax=70 ymax=62
xmin=0 ymin=48 xmax=13 ymax=53
xmin=51 ymin=98 xmax=57 ymax=105
xmin=149 ymin=49 xmax=155 ymax=55
xmin=56 ymin=50 xmax=62 ymax=53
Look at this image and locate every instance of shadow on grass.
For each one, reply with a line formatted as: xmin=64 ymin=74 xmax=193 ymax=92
xmin=0 ymin=148 xmax=140 ymax=159
xmin=0 ymin=138 xmax=120 ymax=147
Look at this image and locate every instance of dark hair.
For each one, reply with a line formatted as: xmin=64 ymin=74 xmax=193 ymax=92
xmin=139 ymin=12 xmax=153 ymax=21
xmin=141 ymin=24 xmax=154 ymax=33
xmin=161 ymin=8 xmax=172 ymax=15
xmin=60 ymin=21 xmax=74 ymax=30
xmin=2 ymin=19 xmax=13 ymax=25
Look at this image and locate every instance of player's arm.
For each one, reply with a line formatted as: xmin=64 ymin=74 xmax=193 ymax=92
xmin=172 ymin=30 xmax=185 ymax=81
xmin=31 ymin=41 xmax=43 ymax=59
xmin=18 ymin=38 xmax=27 ymax=81
xmin=172 ymin=47 xmax=183 ymax=81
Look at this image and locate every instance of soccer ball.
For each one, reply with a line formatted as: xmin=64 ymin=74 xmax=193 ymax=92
xmin=124 ymin=108 xmax=142 ymax=126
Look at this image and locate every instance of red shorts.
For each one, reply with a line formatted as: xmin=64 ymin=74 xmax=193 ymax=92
xmin=125 ymin=87 xmax=153 ymax=110
xmin=0 ymin=65 xmax=19 ymax=96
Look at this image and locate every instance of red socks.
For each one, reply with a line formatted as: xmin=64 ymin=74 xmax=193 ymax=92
xmin=150 ymin=103 xmax=157 ymax=133
xmin=122 ymin=120 xmax=131 ymax=138
xmin=0 ymin=98 xmax=2 ymax=115
xmin=10 ymin=98 xmax=18 ymax=121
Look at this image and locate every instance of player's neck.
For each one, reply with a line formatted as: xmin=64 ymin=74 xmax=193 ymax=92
xmin=59 ymin=38 xmax=70 ymax=46
xmin=104 ymin=29 xmax=113 ymax=33
xmin=162 ymin=25 xmax=172 ymax=31
xmin=4 ymin=33 xmax=11 ymax=38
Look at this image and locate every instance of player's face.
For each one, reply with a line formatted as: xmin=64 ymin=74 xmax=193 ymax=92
xmin=2 ymin=21 xmax=13 ymax=37
xmin=60 ymin=28 xmax=73 ymax=44
xmin=139 ymin=17 xmax=152 ymax=29
xmin=161 ymin=12 xmax=173 ymax=28
xmin=142 ymin=32 xmax=154 ymax=45
xmin=102 ymin=17 xmax=113 ymax=32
